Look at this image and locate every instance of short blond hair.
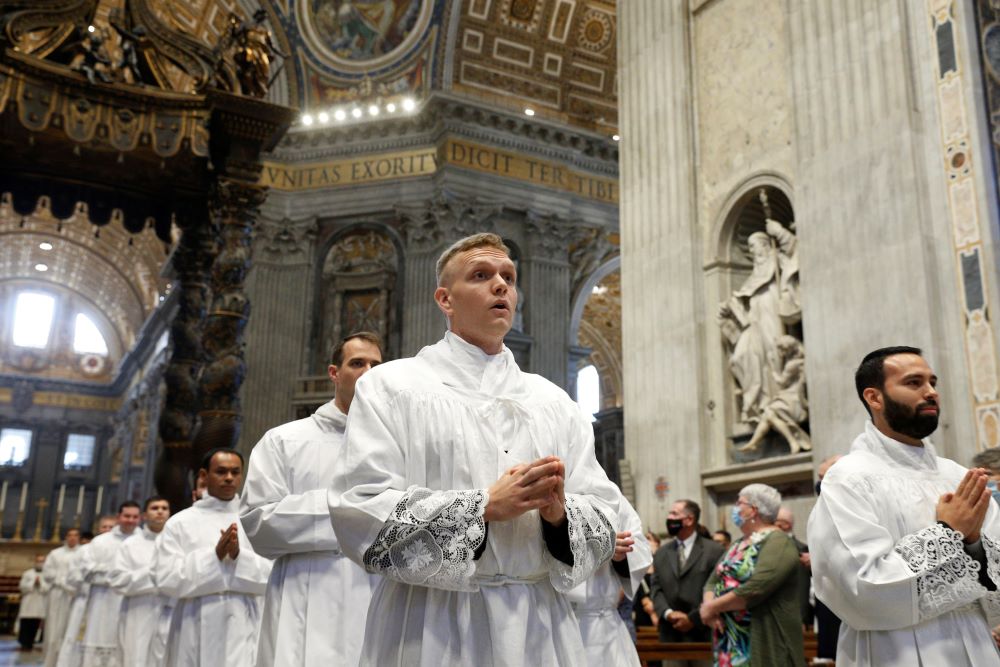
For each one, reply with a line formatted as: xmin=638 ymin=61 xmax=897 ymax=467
xmin=435 ymin=233 xmax=510 ymax=286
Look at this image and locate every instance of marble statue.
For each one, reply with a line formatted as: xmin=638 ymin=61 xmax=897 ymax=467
xmin=738 ymin=336 xmax=811 ymax=454
xmin=719 ymin=215 xmax=806 ymax=454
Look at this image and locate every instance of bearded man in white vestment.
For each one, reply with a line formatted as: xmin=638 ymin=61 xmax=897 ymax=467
xmin=241 ymin=332 xmax=383 ymax=667
xmin=329 ymin=233 xmax=620 ymax=666
xmin=809 ymin=346 xmax=1000 ymax=666
xmin=109 ymin=496 xmax=172 ymax=667
xmin=566 ymin=499 xmax=651 ymax=667
xmin=155 ymin=448 xmax=272 ymax=667
xmin=58 ymin=502 xmax=141 ymax=667
xmin=43 ymin=528 xmax=81 ymax=667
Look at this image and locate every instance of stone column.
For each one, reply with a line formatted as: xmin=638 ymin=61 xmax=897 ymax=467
xmin=191 ymin=178 xmax=266 ymax=468
xmin=398 ymin=212 xmax=445 ymax=357
xmin=155 ymin=221 xmax=216 ymax=511
xmin=524 ymin=213 xmax=574 ymax=388
xmin=618 ymin=1 xmax=706 ymax=524
xmin=240 ymin=215 xmax=317 ymax=452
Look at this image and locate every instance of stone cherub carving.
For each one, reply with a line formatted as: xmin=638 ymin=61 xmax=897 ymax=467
xmin=738 ymin=335 xmax=811 ymax=454
xmin=718 ymin=191 xmax=806 ymax=454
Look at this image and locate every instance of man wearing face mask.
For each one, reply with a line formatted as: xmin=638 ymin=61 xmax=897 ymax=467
xmin=808 ymin=346 xmax=1000 ymax=666
xmin=649 ymin=500 xmax=725 ymax=652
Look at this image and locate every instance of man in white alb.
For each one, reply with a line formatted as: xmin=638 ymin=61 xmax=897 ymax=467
xmin=809 ymin=346 xmax=1000 ymax=666
xmin=329 ymin=233 xmax=621 ymax=666
xmin=17 ymin=554 xmax=48 ymax=651
xmin=42 ymin=528 xmax=80 ymax=667
xmin=155 ymin=449 xmax=272 ymax=667
xmin=58 ymin=501 xmax=141 ymax=667
xmin=241 ymin=331 xmax=383 ymax=666
xmin=566 ymin=500 xmax=651 ymax=667
xmin=108 ymin=496 xmax=172 ymax=667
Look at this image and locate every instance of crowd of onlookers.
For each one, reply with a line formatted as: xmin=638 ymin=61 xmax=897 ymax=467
xmin=625 ymin=469 xmax=843 ymax=666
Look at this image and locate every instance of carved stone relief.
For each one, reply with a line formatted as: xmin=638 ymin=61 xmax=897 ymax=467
xmin=718 ymin=190 xmax=808 ymax=456
xmin=320 ymin=229 xmax=399 ymax=359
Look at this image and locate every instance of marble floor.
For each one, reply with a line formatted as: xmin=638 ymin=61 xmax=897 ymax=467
xmin=0 ymin=638 xmax=43 ymax=666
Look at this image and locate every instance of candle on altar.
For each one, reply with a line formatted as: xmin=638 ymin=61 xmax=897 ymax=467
xmin=0 ymin=480 xmax=7 ymax=512
xmin=18 ymin=482 xmax=27 ymax=512
xmin=94 ymin=486 xmax=103 ymax=516
xmin=76 ymin=486 xmax=84 ymax=515
xmin=56 ymin=484 xmax=66 ymax=514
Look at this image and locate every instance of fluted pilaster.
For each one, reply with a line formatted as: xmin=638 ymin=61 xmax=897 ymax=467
xmin=240 ymin=216 xmax=318 ymax=451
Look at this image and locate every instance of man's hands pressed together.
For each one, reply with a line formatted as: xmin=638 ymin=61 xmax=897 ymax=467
xmin=485 ymin=456 xmax=566 ymax=525
xmin=216 ymin=522 xmax=241 ymax=561
xmin=937 ymin=468 xmax=992 ymax=543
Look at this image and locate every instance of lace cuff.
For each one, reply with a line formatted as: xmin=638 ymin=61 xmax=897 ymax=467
xmin=893 ymin=524 xmax=984 ymax=621
xmin=362 ymin=486 xmax=488 ymax=592
xmin=982 ymin=533 xmax=1000 ymax=588
xmin=547 ymin=494 xmax=614 ymax=593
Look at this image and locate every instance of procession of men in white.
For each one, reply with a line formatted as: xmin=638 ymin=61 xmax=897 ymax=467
xmin=24 ymin=234 xmax=1000 ymax=666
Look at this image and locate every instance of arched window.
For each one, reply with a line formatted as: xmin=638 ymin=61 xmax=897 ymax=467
xmin=0 ymin=428 xmax=32 ymax=467
xmin=12 ymin=291 xmax=56 ymax=348
xmin=73 ymin=313 xmax=108 ymax=355
xmin=576 ymin=364 xmax=601 ymax=422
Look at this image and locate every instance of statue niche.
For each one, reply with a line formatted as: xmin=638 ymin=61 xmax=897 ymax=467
xmin=319 ymin=230 xmax=398 ymax=361
xmin=718 ymin=189 xmax=810 ymax=456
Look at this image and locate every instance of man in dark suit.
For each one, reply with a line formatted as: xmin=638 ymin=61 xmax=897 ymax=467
xmin=650 ymin=499 xmax=725 ymax=644
xmin=776 ymin=505 xmax=814 ymax=631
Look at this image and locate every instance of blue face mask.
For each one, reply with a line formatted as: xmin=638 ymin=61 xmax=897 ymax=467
xmin=730 ymin=505 xmax=744 ymax=529
xmin=988 ymin=480 xmax=1000 ymax=504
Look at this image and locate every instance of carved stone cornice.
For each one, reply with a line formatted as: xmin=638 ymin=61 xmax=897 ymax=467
xmin=397 ymin=190 xmax=503 ymax=253
xmin=525 ymin=211 xmax=575 ymax=263
xmin=255 ymin=216 xmax=317 ymax=266
xmin=271 ymin=93 xmax=618 ymax=177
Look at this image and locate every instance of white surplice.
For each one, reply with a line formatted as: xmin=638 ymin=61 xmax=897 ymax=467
xmin=329 ymin=331 xmax=620 ymax=667
xmin=109 ymin=526 xmax=173 ymax=667
xmin=43 ymin=544 xmax=80 ymax=667
xmin=240 ymin=400 xmax=379 ymax=667
xmin=566 ymin=498 xmax=651 ymax=667
xmin=154 ymin=494 xmax=272 ymax=667
xmin=58 ymin=526 xmax=133 ymax=667
xmin=808 ymin=421 xmax=1000 ymax=666
xmin=18 ymin=567 xmax=48 ymax=619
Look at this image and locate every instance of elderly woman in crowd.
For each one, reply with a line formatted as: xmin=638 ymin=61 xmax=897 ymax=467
xmin=700 ymin=483 xmax=802 ymax=667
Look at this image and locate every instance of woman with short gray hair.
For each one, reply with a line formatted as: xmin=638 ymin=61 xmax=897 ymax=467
xmin=739 ymin=483 xmax=782 ymax=523
xmin=700 ymin=483 xmax=802 ymax=666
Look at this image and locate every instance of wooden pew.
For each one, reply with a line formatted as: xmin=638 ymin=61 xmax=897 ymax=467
xmin=635 ymin=627 xmax=820 ymax=665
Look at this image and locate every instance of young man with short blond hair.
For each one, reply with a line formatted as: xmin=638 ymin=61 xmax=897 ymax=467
xmin=330 ymin=232 xmax=621 ymax=666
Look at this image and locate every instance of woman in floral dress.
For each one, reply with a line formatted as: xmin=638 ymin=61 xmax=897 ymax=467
xmin=700 ymin=484 xmax=803 ymax=667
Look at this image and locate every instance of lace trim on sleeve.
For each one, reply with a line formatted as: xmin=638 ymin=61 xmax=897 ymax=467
xmin=362 ymin=486 xmax=488 ymax=592
xmin=893 ymin=524 xmax=984 ymax=621
xmin=548 ymin=494 xmax=614 ymax=593
xmin=982 ymin=533 xmax=1000 ymax=587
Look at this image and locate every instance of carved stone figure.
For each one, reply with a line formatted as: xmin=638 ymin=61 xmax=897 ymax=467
xmin=739 ymin=336 xmax=811 ymax=454
xmin=719 ymin=213 xmax=806 ymax=453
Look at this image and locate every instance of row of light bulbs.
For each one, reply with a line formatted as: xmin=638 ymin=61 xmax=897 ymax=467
xmin=300 ymin=100 xmax=620 ymax=142
xmin=300 ymin=98 xmax=418 ymax=127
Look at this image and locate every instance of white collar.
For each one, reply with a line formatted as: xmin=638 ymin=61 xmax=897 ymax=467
xmin=853 ymin=420 xmax=939 ymax=472
xmin=195 ymin=494 xmax=240 ymax=512
xmin=314 ymin=400 xmax=347 ymax=430
xmin=418 ymin=331 xmax=523 ymax=397
xmin=677 ymin=531 xmax=697 ymax=552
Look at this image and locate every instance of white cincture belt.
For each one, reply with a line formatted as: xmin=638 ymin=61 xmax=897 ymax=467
xmin=572 ymin=605 xmax=617 ymax=618
xmin=474 ymin=573 xmax=547 ymax=587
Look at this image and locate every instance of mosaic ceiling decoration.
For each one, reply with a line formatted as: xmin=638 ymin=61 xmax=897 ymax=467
xmin=454 ymin=0 xmax=618 ymax=130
